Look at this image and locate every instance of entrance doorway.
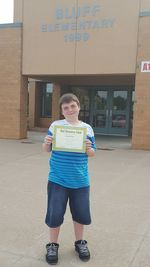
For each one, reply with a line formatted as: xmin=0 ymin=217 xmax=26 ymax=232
xmin=92 ymin=89 xmax=132 ymax=135
xmin=70 ymin=86 xmax=133 ymax=136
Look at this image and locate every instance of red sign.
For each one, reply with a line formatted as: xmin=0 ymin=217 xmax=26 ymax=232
xmin=141 ymin=61 xmax=150 ymax=72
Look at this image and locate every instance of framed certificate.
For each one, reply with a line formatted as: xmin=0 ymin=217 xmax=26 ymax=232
xmin=52 ymin=125 xmax=87 ymax=153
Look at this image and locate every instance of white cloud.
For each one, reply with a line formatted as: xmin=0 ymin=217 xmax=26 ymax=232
xmin=0 ymin=0 xmax=14 ymax=24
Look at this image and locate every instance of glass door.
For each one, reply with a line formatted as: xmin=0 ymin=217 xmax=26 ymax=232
xmin=68 ymin=86 xmax=132 ymax=136
xmin=92 ymin=88 xmax=132 ymax=135
xmin=108 ymin=90 xmax=131 ymax=135
xmin=92 ymin=90 xmax=109 ymax=134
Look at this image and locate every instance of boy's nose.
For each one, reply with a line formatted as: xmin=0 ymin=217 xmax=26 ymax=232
xmin=68 ymin=107 xmax=73 ymax=112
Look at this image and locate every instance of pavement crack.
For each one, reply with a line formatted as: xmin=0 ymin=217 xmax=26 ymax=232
xmin=127 ymin=224 xmax=150 ymax=267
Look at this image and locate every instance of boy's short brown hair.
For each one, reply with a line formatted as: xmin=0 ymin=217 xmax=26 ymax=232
xmin=59 ymin=93 xmax=80 ymax=107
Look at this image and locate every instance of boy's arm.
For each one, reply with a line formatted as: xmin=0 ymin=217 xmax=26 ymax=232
xmin=42 ymin=135 xmax=52 ymax=152
xmin=85 ymin=139 xmax=95 ymax=157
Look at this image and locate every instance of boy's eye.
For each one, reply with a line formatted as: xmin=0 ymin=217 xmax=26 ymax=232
xmin=71 ymin=105 xmax=76 ymax=109
xmin=63 ymin=106 xmax=69 ymax=111
xmin=63 ymin=105 xmax=77 ymax=111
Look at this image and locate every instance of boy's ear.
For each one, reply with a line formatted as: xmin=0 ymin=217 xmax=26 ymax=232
xmin=61 ymin=111 xmax=65 ymax=119
xmin=61 ymin=107 xmax=66 ymax=117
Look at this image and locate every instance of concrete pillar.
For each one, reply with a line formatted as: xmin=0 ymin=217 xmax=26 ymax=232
xmin=28 ymin=81 xmax=41 ymax=129
xmin=28 ymin=81 xmax=36 ymax=129
xmin=52 ymin=83 xmax=61 ymax=121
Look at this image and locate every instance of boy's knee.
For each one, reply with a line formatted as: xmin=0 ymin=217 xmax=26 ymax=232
xmin=45 ymin=212 xmax=64 ymax=228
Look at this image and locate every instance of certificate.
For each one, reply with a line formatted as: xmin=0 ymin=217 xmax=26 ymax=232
xmin=52 ymin=125 xmax=87 ymax=153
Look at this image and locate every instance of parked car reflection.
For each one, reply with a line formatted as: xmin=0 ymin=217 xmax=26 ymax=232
xmin=93 ymin=114 xmax=106 ymax=127
xmin=112 ymin=115 xmax=126 ymax=128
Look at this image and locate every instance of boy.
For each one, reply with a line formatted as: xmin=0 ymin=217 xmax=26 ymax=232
xmin=43 ymin=93 xmax=96 ymax=265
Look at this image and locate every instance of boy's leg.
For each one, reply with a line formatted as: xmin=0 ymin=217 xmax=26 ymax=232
xmin=73 ymin=222 xmax=90 ymax=261
xmin=73 ymin=221 xmax=84 ymax=241
xmin=46 ymin=227 xmax=60 ymax=265
xmin=45 ymin=182 xmax=68 ymax=264
xmin=69 ymin=187 xmax=91 ymax=261
xmin=49 ymin=226 xmax=60 ymax=243
xmin=45 ymin=181 xmax=68 ymax=228
xmin=69 ymin=186 xmax=91 ymax=226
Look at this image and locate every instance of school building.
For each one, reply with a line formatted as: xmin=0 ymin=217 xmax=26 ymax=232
xmin=0 ymin=0 xmax=150 ymax=149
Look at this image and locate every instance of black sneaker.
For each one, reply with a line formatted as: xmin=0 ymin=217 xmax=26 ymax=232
xmin=75 ymin=240 xmax=90 ymax=261
xmin=46 ymin=243 xmax=59 ymax=265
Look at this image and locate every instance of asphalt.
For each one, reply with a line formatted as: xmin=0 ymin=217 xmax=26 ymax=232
xmin=1 ymin=132 xmax=150 ymax=267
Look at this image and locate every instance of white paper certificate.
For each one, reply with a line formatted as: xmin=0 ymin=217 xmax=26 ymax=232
xmin=52 ymin=125 xmax=87 ymax=153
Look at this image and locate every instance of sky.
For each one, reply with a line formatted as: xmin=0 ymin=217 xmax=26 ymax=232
xmin=0 ymin=0 xmax=14 ymax=24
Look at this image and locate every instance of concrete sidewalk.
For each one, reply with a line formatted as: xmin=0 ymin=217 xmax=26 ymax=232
xmin=0 ymin=132 xmax=150 ymax=267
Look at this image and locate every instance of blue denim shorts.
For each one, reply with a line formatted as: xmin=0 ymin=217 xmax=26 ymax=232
xmin=45 ymin=181 xmax=91 ymax=228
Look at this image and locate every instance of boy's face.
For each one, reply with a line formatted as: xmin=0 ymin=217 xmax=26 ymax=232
xmin=61 ymin=101 xmax=80 ymax=121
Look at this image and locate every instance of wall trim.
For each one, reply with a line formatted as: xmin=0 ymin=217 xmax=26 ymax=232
xmin=139 ymin=11 xmax=150 ymax=17
xmin=0 ymin=22 xmax=23 ymax=29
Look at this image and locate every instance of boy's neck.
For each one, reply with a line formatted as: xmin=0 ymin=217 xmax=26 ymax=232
xmin=65 ymin=118 xmax=80 ymax=125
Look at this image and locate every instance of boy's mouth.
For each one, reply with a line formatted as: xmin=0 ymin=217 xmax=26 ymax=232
xmin=67 ymin=112 xmax=75 ymax=115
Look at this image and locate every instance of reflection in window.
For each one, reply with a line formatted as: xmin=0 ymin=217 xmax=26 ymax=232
xmin=93 ymin=114 xmax=106 ymax=128
xmin=72 ymin=87 xmax=90 ymax=123
xmin=112 ymin=114 xmax=126 ymax=128
xmin=41 ymin=83 xmax=53 ymax=117
xmin=94 ymin=91 xmax=107 ymax=110
xmin=72 ymin=87 xmax=89 ymax=110
xmin=80 ymin=111 xmax=89 ymax=123
xmin=113 ymin=91 xmax=127 ymax=111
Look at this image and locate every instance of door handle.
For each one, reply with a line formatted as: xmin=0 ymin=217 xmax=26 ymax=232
xmin=110 ymin=110 xmax=112 ymax=117
xmin=106 ymin=110 xmax=109 ymax=117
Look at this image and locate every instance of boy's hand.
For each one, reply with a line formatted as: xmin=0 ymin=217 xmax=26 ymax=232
xmin=85 ymin=139 xmax=95 ymax=157
xmin=44 ymin=135 xmax=53 ymax=146
xmin=85 ymin=139 xmax=92 ymax=151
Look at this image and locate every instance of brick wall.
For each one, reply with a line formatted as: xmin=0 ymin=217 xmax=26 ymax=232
xmin=0 ymin=25 xmax=28 ymax=139
xmin=132 ymin=15 xmax=150 ymax=149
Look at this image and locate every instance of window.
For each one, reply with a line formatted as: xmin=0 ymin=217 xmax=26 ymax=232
xmin=41 ymin=83 xmax=53 ymax=117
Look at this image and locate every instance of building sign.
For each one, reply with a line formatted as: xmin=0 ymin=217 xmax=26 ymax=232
xmin=141 ymin=61 xmax=150 ymax=72
xmin=41 ymin=3 xmax=115 ymax=42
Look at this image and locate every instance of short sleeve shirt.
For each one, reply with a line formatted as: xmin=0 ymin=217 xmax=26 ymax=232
xmin=47 ymin=119 xmax=96 ymax=189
